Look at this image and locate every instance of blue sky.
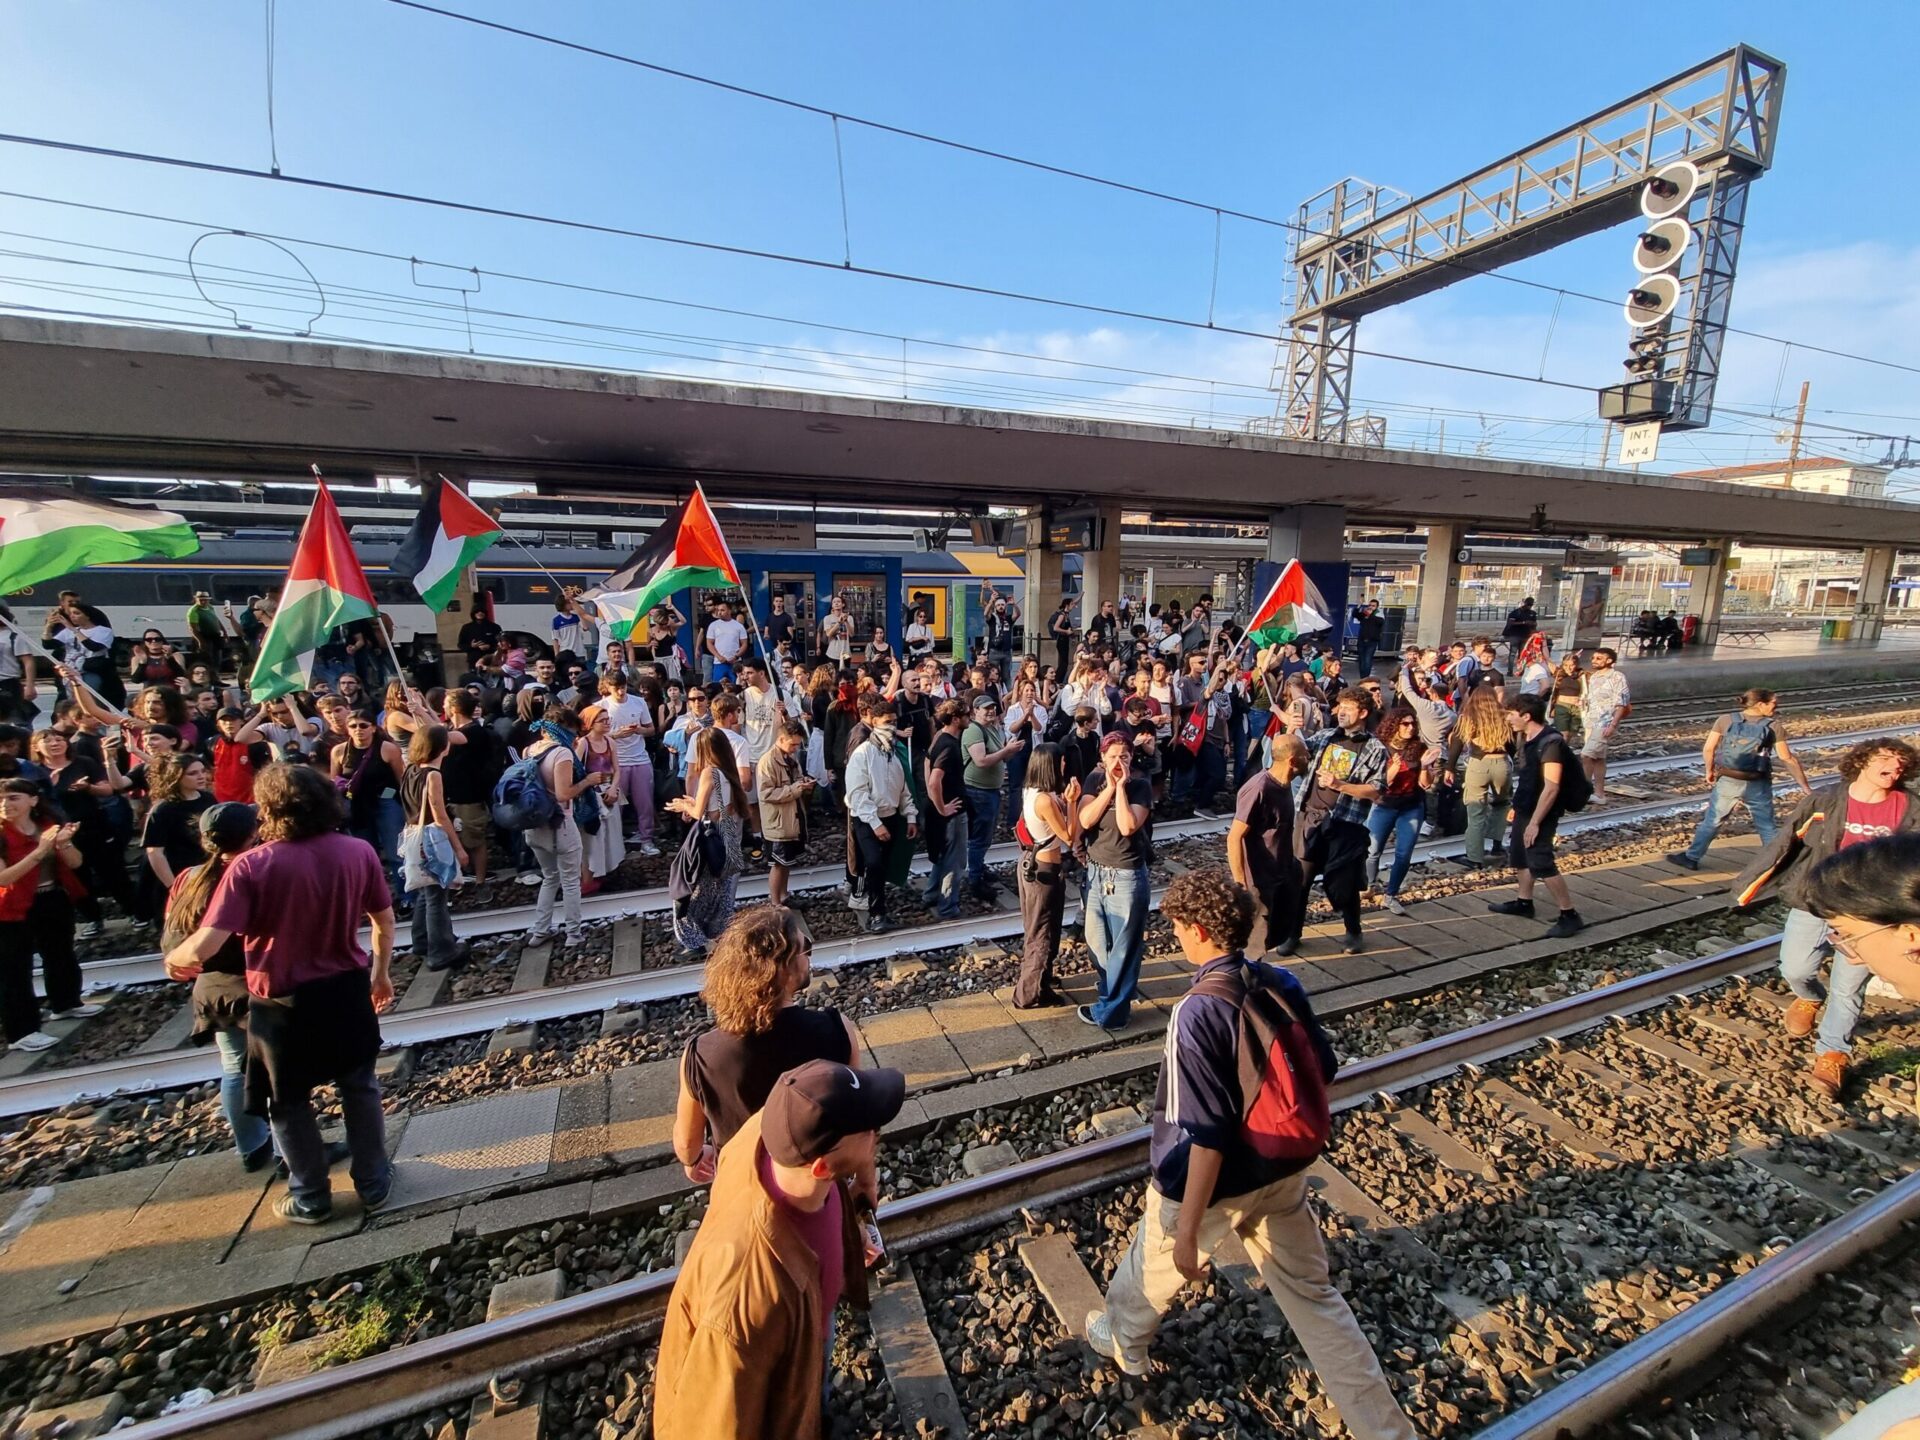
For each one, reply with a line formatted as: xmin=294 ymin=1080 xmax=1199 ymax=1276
xmin=4 ymin=1 xmax=1918 ymax=480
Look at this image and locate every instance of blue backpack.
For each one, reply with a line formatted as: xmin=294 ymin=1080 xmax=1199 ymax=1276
xmin=1715 ymin=714 xmax=1775 ymax=781
xmin=491 ymin=755 xmax=560 ymax=831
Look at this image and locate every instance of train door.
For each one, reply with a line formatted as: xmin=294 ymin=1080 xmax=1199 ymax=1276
xmin=833 ymin=573 xmax=885 ymax=654
xmin=767 ymin=573 xmax=816 ymax=662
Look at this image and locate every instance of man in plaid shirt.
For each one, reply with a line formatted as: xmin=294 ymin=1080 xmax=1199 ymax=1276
xmin=1285 ymin=690 xmax=1388 ymax=956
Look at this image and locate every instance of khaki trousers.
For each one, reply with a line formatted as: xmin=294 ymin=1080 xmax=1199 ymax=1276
xmin=1103 ymin=1171 xmax=1416 ymax=1440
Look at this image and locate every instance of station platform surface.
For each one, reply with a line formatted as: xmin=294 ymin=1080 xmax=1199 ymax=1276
xmin=1606 ymin=627 xmax=1920 ymax=699
xmin=0 ymin=835 xmax=1777 ymax=1359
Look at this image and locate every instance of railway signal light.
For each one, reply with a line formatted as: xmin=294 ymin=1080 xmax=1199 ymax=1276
xmin=1625 ymin=273 xmax=1682 ymax=329
xmin=1632 ymin=216 xmax=1693 ymax=273
xmin=1625 ymin=332 xmax=1665 ymax=377
xmin=1641 ymin=159 xmax=1702 ymax=221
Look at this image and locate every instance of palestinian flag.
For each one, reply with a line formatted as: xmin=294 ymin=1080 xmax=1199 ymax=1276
xmin=592 ymin=485 xmax=741 ymax=641
xmin=391 ymin=477 xmax=504 ymax=612
xmin=0 ymin=487 xmax=199 ymax=594
xmin=250 ymin=482 xmax=378 ymax=701
xmin=1245 ymin=559 xmax=1332 ymax=648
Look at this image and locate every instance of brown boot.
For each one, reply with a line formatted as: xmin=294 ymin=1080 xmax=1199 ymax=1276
xmin=1810 ymin=1050 xmax=1848 ymax=1100
xmin=1783 ymin=997 xmax=1820 ymax=1038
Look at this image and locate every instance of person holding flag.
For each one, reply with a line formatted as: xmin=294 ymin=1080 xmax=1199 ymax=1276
xmin=586 ymin=487 xmax=759 ymax=674
xmin=388 ymin=476 xmax=506 ymax=624
xmin=250 ymin=480 xmax=385 ymax=705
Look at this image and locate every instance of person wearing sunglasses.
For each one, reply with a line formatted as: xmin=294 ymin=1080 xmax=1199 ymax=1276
xmin=129 ymin=630 xmax=185 ymax=687
xmin=1806 ymin=832 xmax=1920 ymax=1003
xmin=1735 ymin=738 xmax=1920 ymax=1099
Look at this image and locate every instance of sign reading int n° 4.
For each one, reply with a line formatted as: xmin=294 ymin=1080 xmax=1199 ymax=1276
xmin=1616 ymin=420 xmax=1662 ymax=466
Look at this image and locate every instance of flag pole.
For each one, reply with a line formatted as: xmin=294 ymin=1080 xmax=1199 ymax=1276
xmin=695 ymin=482 xmax=780 ymax=686
xmin=308 ymin=464 xmax=415 ymax=696
xmin=434 ymin=475 xmax=572 ymax=598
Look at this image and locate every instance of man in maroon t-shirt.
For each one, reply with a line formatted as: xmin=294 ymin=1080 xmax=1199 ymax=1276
xmin=166 ymin=763 xmax=396 ymax=1222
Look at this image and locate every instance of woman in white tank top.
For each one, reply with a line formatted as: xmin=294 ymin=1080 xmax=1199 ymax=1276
xmin=1014 ymin=742 xmax=1083 ymax=1009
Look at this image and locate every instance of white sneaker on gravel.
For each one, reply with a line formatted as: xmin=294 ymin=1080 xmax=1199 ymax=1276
xmin=516 ymin=872 xmax=541 ymax=887
xmin=11 ymin=1031 xmax=58 ymax=1052
xmin=1383 ymin=895 xmax=1408 ymax=917
xmin=50 ymin=1004 xmax=104 ymax=1020
xmin=638 ymin=843 xmax=660 ymax=857
xmin=1083 ymin=1310 xmax=1145 ymax=1376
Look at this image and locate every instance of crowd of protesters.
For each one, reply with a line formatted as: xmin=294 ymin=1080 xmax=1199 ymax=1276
xmin=0 ymin=580 xmax=1637 ymax=1052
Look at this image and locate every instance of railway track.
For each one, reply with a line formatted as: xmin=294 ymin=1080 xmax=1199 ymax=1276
xmin=78 ymin=939 xmax=1920 ymax=1440
xmin=63 ymin=717 xmax=1915 ymax=990
xmin=9 ymin=722 xmax=1913 ymax=1118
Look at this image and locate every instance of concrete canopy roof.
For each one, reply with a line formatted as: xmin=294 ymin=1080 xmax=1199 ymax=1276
xmin=1 ymin=315 xmax=1915 ymax=552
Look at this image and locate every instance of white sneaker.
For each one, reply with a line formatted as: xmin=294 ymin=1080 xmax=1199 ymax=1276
xmin=50 ymin=1004 xmax=104 ymax=1020
xmin=638 ymin=843 xmax=660 ymax=857
xmin=1383 ymin=895 xmax=1408 ymax=917
xmin=1083 ymin=1310 xmax=1146 ymax=1376
xmin=78 ymin=921 xmax=104 ymax=940
xmin=516 ymin=872 xmax=541 ymax=888
xmin=1868 ymin=976 xmax=1903 ymax=1001
xmin=11 ymin=1031 xmax=58 ymax=1052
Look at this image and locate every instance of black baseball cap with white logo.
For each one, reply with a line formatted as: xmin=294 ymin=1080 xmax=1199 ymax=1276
xmin=761 ymin=1061 xmax=906 ymax=1166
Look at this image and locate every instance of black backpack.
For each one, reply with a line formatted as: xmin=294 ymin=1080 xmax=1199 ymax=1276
xmin=1543 ymin=728 xmax=1593 ymax=813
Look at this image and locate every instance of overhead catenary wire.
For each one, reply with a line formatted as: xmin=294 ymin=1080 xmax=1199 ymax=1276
xmin=4 ymin=183 xmax=1918 ymax=452
xmin=0 ymin=130 xmax=1619 ymax=400
xmin=376 ymin=0 xmax=1920 ymax=381
xmin=2 ymin=240 xmax=1903 ymax=475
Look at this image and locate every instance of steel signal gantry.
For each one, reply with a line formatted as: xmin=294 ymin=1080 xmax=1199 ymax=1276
xmin=1273 ymin=45 xmax=1784 ymax=441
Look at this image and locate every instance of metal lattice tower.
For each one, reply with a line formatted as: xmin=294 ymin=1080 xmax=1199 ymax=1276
xmin=1272 ymin=45 xmax=1784 ymax=440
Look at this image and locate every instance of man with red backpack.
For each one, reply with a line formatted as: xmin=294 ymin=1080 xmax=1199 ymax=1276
xmin=1084 ymin=868 xmax=1416 ymax=1439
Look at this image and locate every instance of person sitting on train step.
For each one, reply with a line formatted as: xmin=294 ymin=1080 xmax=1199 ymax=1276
xmin=1733 ymin=738 xmax=1920 ymax=1100
xmin=1084 ymin=868 xmax=1418 ymax=1440
xmin=165 ymin=763 xmax=397 ymax=1223
xmin=653 ymin=1058 xmax=903 ymax=1440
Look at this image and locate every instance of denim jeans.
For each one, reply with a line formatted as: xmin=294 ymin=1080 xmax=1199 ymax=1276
xmin=926 ymin=811 xmax=969 ymax=917
xmin=410 ymin=883 xmax=458 ymax=968
xmin=1243 ymin=710 xmax=1271 ymax=786
xmin=1683 ymin=776 xmax=1779 ymax=863
xmin=271 ymin=1058 xmax=390 ymax=1208
xmin=964 ymin=785 xmax=1002 ymax=888
xmin=1365 ymin=801 xmax=1423 ymax=897
xmin=1190 ymin=741 xmax=1227 ymax=809
xmin=1778 ymin=905 xmax=1871 ymax=1056
xmin=1085 ymin=863 xmax=1149 ymax=1027
xmin=1356 ymin=643 xmax=1378 ymax=678
xmin=358 ymin=795 xmax=406 ymax=901
xmin=213 ymin=1026 xmax=270 ymax=1158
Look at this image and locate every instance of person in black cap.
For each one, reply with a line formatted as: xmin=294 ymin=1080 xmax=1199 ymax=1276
xmin=653 ymin=1058 xmax=906 ymax=1440
xmin=163 ymin=801 xmax=270 ymax=1167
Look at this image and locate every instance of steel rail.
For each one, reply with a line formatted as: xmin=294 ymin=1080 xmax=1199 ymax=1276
xmin=95 ymin=936 xmax=1792 ymax=1440
xmin=1469 ymin=1167 xmax=1920 ymax=1439
xmin=1 ymin=785 xmax=1782 ymax=1116
xmin=69 ymin=813 xmax=1239 ymax=987
xmin=57 ymin=719 xmax=1918 ymax=995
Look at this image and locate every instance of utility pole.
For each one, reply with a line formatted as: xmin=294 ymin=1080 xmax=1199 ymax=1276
xmin=1780 ymin=380 xmax=1809 ymax=488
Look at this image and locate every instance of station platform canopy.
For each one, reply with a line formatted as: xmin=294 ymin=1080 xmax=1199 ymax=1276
xmin=3 ymin=316 xmax=1918 ymax=552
